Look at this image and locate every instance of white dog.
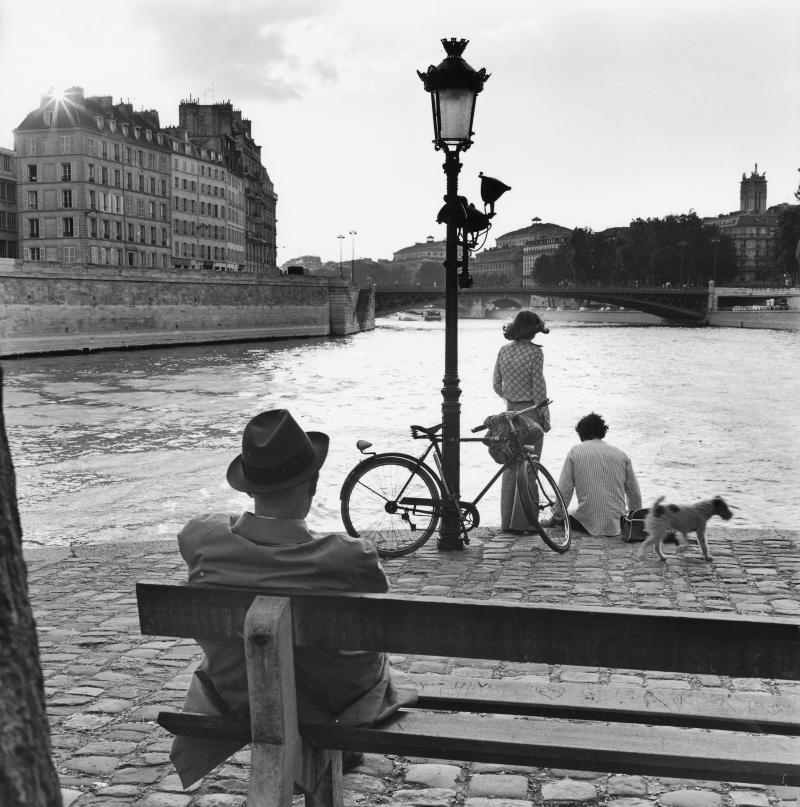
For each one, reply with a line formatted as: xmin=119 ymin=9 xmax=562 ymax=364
xmin=640 ymin=496 xmax=733 ymax=562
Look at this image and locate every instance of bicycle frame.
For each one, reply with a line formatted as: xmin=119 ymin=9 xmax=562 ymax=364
xmin=400 ymin=424 xmax=538 ymax=524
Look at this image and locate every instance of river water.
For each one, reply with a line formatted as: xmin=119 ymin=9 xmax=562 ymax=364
xmin=2 ymin=318 xmax=798 ymax=547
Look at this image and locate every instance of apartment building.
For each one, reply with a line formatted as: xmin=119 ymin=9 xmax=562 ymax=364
xmin=178 ymin=100 xmax=277 ymax=273
xmin=495 ymin=220 xmax=571 ymax=287
xmin=165 ymin=129 xmax=245 ymax=271
xmin=13 ymin=88 xmax=273 ymax=273
xmin=15 ymin=87 xmax=172 ymax=268
xmin=0 ymin=147 xmax=17 ymax=258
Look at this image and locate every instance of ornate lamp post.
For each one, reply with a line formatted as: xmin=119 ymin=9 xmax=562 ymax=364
xmin=419 ymin=38 xmax=489 ymax=550
xmin=337 ymin=234 xmax=345 ymax=278
xmin=349 ymin=229 xmax=358 ymax=285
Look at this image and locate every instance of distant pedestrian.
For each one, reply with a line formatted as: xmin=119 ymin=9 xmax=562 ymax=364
xmin=492 ymin=310 xmax=551 ymax=533
xmin=543 ymin=413 xmax=641 ymax=536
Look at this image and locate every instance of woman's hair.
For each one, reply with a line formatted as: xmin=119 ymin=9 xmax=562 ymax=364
xmin=502 ymin=310 xmax=549 ymax=341
xmin=575 ymin=413 xmax=609 ymax=441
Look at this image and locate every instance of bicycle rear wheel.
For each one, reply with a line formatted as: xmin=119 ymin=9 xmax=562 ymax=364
xmin=517 ymin=456 xmax=572 ymax=553
xmin=340 ymin=456 xmax=441 ymax=558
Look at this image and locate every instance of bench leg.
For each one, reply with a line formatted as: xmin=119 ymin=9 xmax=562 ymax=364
xmin=301 ymin=745 xmax=343 ymax=807
xmin=245 ymin=596 xmax=303 ymax=807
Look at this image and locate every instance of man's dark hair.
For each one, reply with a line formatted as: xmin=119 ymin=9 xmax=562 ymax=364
xmin=502 ymin=310 xmax=549 ymax=340
xmin=575 ymin=413 xmax=608 ymax=441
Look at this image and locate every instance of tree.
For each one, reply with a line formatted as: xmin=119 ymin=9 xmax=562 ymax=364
xmin=416 ymin=261 xmax=445 ymax=287
xmin=774 ymin=207 xmax=800 ymax=286
xmin=0 ymin=369 xmax=62 ymax=806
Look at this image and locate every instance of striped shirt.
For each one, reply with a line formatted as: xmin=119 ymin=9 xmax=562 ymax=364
xmin=557 ymin=439 xmax=642 ymax=536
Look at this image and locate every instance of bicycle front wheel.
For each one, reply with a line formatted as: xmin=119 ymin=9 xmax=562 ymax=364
xmin=340 ymin=456 xmax=441 ymax=558
xmin=517 ymin=456 xmax=572 ymax=553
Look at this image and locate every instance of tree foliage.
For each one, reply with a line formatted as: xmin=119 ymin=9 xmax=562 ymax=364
xmin=774 ymin=207 xmax=800 ymax=285
xmin=530 ymin=213 xmax=738 ymax=287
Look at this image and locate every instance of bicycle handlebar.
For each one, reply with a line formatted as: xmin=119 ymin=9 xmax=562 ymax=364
xmin=470 ymin=399 xmax=552 ymax=433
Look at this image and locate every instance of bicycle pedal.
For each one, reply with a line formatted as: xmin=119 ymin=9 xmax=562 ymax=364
xmin=463 ymin=536 xmax=470 ymax=546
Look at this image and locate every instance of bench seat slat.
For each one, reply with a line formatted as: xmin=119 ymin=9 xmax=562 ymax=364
xmin=303 ymin=711 xmax=800 ymax=787
xmin=411 ymin=674 xmax=800 ymax=735
xmin=158 ymin=712 xmax=250 ymax=742
xmin=137 ymin=583 xmax=800 ymax=679
xmin=156 ymin=709 xmax=800 ymax=786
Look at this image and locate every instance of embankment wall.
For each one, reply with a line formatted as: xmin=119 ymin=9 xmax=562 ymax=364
xmin=707 ymin=310 xmax=800 ymax=331
xmin=0 ymin=261 xmax=374 ymax=357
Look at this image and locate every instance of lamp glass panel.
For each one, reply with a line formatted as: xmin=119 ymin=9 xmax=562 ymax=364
xmin=437 ymin=88 xmax=475 ymax=143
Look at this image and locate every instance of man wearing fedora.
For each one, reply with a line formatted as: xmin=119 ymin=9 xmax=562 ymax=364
xmin=170 ymin=409 xmax=416 ymax=788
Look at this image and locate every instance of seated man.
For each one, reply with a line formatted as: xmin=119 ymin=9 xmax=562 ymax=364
xmin=170 ymin=409 xmax=416 ymax=788
xmin=546 ymin=412 xmax=641 ymax=537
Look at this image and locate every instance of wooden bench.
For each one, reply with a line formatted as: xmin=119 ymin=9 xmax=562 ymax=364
xmin=137 ymin=582 xmax=800 ymax=807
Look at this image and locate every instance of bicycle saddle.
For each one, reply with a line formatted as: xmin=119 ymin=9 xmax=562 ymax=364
xmin=410 ymin=423 xmax=442 ymax=438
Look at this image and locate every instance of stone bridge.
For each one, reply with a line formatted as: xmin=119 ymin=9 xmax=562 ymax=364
xmin=375 ymin=286 xmax=710 ymax=322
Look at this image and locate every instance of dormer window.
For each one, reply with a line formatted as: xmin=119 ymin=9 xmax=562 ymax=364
xmin=122 ymin=124 xmax=129 ymax=137
xmin=43 ymin=111 xmax=52 ymax=126
xmin=96 ymin=116 xmax=104 ymax=130
xmin=134 ymin=126 xmax=141 ymax=139
xmin=157 ymin=133 xmax=163 ymax=145
xmin=109 ymin=119 xmax=117 ymax=133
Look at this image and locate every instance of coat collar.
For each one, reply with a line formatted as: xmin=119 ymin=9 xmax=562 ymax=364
xmin=231 ymin=512 xmax=312 ymax=545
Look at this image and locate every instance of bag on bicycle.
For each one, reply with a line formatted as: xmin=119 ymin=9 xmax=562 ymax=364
xmin=482 ymin=412 xmax=542 ymax=464
xmin=619 ymin=508 xmax=649 ymax=543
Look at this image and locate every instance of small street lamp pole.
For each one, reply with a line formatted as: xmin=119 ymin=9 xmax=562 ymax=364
xmin=710 ymin=237 xmax=720 ymax=283
xmin=419 ymin=38 xmax=489 ymax=550
xmin=337 ymin=234 xmax=345 ymax=278
xmin=349 ymin=229 xmax=357 ymax=285
xmin=677 ymin=240 xmax=687 ymax=286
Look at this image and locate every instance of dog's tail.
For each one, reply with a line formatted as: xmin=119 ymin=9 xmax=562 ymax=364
xmin=650 ymin=496 xmax=665 ymax=518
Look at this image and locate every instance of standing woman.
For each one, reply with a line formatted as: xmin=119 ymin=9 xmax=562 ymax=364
xmin=492 ymin=310 xmax=551 ymax=534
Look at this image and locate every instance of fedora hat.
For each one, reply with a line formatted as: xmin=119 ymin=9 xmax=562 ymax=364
xmin=227 ymin=410 xmax=329 ymax=493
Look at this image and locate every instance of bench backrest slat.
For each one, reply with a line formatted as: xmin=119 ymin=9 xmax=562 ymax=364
xmin=137 ymin=582 xmax=800 ymax=679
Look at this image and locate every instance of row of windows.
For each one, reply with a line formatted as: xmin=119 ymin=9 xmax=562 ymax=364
xmin=25 ymin=134 xmax=169 ymax=169
xmin=26 ymin=214 xmax=169 ymax=244
xmin=43 ymin=111 xmax=162 ymax=146
xmin=0 ymin=179 xmax=15 ymax=200
xmin=173 ymin=240 xmax=245 ymax=262
xmin=27 ymin=162 xmax=170 ymax=197
xmin=173 ymin=158 xmax=227 ymax=181
xmin=0 ymin=210 xmax=17 ymax=230
xmin=88 ymin=247 xmax=170 ymax=269
xmin=25 ymin=189 xmax=168 ymax=220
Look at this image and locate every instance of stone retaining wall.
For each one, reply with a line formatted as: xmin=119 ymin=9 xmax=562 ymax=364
xmin=0 ymin=262 xmax=374 ymax=356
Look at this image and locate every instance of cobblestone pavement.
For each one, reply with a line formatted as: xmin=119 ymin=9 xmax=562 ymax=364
xmin=22 ymin=526 xmax=800 ymax=807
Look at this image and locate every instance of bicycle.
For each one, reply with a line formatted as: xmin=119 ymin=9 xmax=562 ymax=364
xmin=339 ymin=400 xmax=571 ymax=558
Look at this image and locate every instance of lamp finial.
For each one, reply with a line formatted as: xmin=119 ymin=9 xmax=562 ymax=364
xmin=441 ymin=38 xmax=469 ymax=58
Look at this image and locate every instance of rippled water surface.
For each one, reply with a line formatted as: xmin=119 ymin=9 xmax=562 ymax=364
xmin=2 ymin=318 xmax=798 ymax=546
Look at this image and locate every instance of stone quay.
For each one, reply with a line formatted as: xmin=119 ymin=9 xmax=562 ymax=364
xmin=22 ymin=526 xmax=800 ymax=807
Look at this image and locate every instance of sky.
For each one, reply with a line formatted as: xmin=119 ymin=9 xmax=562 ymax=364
xmin=1 ymin=0 xmax=798 ymax=263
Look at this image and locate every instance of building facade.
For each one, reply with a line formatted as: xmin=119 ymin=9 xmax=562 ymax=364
xmin=15 ymin=88 xmax=173 ymax=268
xmin=178 ymin=100 xmax=277 ymax=274
xmin=165 ymin=128 xmax=245 ymax=271
xmin=470 ymin=245 xmax=523 ymax=287
xmin=495 ymin=220 xmax=571 ymax=287
xmin=703 ymin=166 xmax=796 ymax=283
xmin=13 ymin=88 xmax=273 ymax=273
xmin=392 ymin=235 xmax=446 ymax=263
xmin=0 ymin=147 xmax=17 ymax=258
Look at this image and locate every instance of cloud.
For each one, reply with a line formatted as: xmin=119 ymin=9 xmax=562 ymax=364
xmin=128 ymin=0 xmax=345 ymax=106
